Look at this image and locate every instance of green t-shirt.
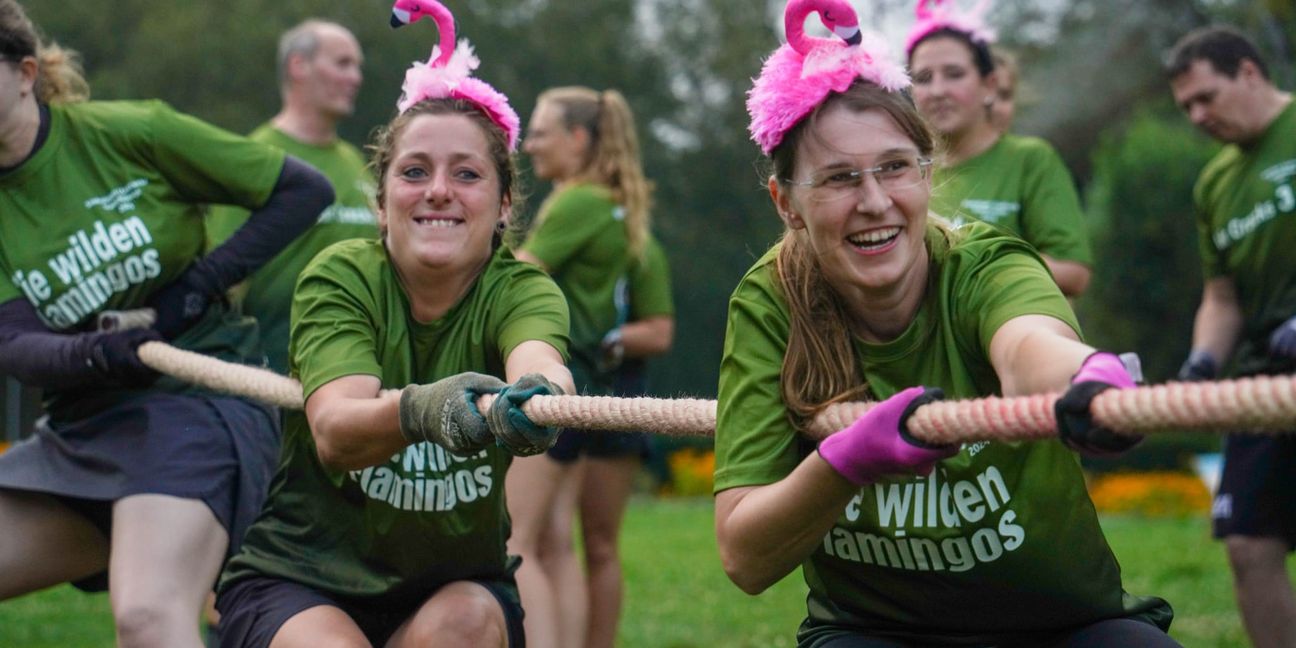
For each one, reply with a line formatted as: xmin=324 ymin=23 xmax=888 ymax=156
xmin=1194 ymin=101 xmax=1296 ymax=378
xmin=206 ymin=125 xmax=379 ymax=373
xmin=630 ymin=235 xmax=674 ymax=319
xmin=0 ymin=101 xmax=284 ymax=420
xmin=930 ymin=134 xmax=1093 ymax=265
xmin=715 ymin=223 xmax=1169 ymax=644
xmin=521 ymin=183 xmax=632 ymax=392
xmin=617 ymin=234 xmax=674 ymax=385
xmin=220 ymin=239 xmax=569 ymax=605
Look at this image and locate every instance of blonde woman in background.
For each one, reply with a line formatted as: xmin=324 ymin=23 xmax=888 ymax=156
xmin=510 ymin=86 xmax=670 ymax=648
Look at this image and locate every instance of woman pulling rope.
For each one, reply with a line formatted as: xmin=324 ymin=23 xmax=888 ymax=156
xmin=711 ymin=0 xmax=1183 ymax=645
xmin=213 ymin=2 xmax=569 ymax=646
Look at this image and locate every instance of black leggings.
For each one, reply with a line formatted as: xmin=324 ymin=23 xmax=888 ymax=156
xmin=810 ymin=618 xmax=1181 ymax=648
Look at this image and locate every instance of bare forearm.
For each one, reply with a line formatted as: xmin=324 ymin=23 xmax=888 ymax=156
xmin=505 ymin=340 xmax=574 ymax=393
xmin=1041 ymin=255 xmax=1091 ymax=298
xmin=310 ymin=388 xmax=406 ymax=470
xmin=990 ymin=315 xmax=1090 ymax=396
xmin=1191 ymin=298 xmax=1243 ymax=363
xmin=716 ymin=454 xmax=857 ymax=594
xmin=620 ymin=316 xmax=674 ymax=358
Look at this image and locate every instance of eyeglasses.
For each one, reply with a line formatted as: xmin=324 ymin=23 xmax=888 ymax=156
xmin=788 ymin=154 xmax=933 ymax=202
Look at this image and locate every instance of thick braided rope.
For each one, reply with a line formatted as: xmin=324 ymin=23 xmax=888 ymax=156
xmin=138 ymin=341 xmax=716 ymax=436
xmin=138 ymin=341 xmax=1296 ymax=441
xmin=138 ymin=342 xmax=305 ymax=410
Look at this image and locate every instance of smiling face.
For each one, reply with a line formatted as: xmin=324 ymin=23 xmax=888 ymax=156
xmin=523 ymin=99 xmax=588 ymax=182
xmin=774 ymin=104 xmax=931 ymax=300
xmin=377 ymin=113 xmax=509 ymax=276
xmin=910 ymin=35 xmax=996 ymax=138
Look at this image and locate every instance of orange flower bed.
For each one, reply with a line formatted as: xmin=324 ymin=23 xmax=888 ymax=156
xmin=1087 ymin=471 xmax=1211 ymax=517
xmin=663 ymin=448 xmax=715 ymax=497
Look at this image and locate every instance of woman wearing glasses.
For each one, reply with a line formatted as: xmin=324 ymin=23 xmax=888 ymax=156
xmin=713 ymin=1 xmax=1179 ymax=645
xmin=906 ymin=7 xmax=1092 ymax=298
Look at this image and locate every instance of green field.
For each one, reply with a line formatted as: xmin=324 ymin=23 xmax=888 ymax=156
xmin=0 ymin=498 xmax=1263 ymax=647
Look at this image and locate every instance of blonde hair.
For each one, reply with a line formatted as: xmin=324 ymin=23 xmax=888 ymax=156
xmin=768 ymin=80 xmax=939 ymax=432
xmin=537 ymin=86 xmax=652 ymax=260
xmin=0 ymin=0 xmax=88 ymax=104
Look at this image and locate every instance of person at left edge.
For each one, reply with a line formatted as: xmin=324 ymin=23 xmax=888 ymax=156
xmin=206 ymin=19 xmax=377 ymax=374
xmin=0 ymin=1 xmax=332 ymax=647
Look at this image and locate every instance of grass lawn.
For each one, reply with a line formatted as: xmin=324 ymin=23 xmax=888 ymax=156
xmin=0 ymin=498 xmax=1265 ymax=647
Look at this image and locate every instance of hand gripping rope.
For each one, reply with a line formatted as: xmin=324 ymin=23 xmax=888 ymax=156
xmin=133 ymin=340 xmax=1296 ymax=443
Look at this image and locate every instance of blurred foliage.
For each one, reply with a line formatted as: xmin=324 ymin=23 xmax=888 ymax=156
xmin=1075 ymin=107 xmax=1219 ymax=383
xmin=662 ymin=447 xmax=715 ymax=496
xmin=1088 ymin=471 xmax=1211 ymax=517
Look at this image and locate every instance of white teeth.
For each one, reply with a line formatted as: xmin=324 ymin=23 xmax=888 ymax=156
xmin=847 ymin=227 xmax=900 ymax=246
xmin=415 ymin=218 xmax=460 ymax=228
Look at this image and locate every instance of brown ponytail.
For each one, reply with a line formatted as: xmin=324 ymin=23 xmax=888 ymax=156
xmin=0 ymin=0 xmax=88 ymax=104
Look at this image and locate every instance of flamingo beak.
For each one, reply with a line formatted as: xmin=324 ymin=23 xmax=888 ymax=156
xmin=836 ymin=25 xmax=862 ymax=46
xmin=391 ymin=7 xmax=412 ymax=27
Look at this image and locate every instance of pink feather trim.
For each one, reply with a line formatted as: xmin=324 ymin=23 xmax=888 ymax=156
xmin=397 ymin=40 xmax=521 ymax=151
xmin=903 ymin=0 xmax=996 ymax=56
xmin=747 ymin=33 xmax=909 ymax=156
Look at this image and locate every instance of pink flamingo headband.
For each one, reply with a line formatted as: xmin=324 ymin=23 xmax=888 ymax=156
xmin=747 ymin=0 xmax=910 ymax=156
xmin=903 ymin=0 xmax=996 ymax=57
xmin=390 ymin=0 xmax=521 ymax=151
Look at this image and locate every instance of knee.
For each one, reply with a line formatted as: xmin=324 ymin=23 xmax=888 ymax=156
xmin=409 ymin=588 xmax=505 ymax=646
xmin=114 ymin=600 xmax=181 ymax=647
xmin=582 ymin=533 xmax=620 ymax=568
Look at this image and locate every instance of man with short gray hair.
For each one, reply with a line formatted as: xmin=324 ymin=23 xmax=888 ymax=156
xmin=207 ymin=19 xmax=378 ymax=373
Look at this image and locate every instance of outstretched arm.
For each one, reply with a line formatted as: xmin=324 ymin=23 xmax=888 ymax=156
xmin=716 ymin=388 xmax=955 ymax=595
xmin=1190 ymin=277 xmax=1243 ymax=366
xmin=305 ymin=375 xmax=404 ymax=471
xmin=504 ymin=340 xmax=573 ymax=392
xmin=715 ymin=459 xmax=858 ymax=595
xmin=989 ymin=314 xmax=1091 ymax=396
xmin=619 ymin=315 xmax=674 ymax=358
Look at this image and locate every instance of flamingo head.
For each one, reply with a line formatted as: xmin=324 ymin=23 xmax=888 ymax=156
xmin=816 ymin=2 xmax=862 ymax=46
xmin=785 ymin=0 xmax=863 ymax=55
xmin=391 ymin=0 xmax=436 ymax=28
xmin=904 ymin=0 xmax=995 ymax=56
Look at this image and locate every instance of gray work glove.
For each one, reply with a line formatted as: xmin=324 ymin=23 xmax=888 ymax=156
xmin=486 ymin=373 xmax=564 ymax=456
xmin=399 ymin=372 xmax=506 ymax=454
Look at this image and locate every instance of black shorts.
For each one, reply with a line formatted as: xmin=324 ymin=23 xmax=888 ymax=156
xmin=217 ymin=574 xmax=526 ymax=648
xmin=0 ymin=393 xmax=280 ymax=592
xmin=545 ymin=428 xmax=651 ymax=464
xmin=1212 ymin=433 xmax=1296 ymax=547
xmin=798 ymin=617 xmax=1179 ymax=647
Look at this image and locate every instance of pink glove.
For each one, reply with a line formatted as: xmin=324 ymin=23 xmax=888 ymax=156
xmin=817 ymin=386 xmax=959 ymax=486
xmin=1056 ymin=351 xmax=1143 ymax=456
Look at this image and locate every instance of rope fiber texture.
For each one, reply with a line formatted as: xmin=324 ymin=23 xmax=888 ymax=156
xmin=138 ymin=341 xmax=1296 ymax=441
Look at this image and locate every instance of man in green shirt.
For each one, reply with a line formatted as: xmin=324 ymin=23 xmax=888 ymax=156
xmin=1169 ymin=25 xmax=1296 ymax=648
xmin=207 ymin=19 xmax=378 ymax=373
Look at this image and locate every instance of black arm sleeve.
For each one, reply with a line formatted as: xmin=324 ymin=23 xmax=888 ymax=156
xmin=194 ymin=155 xmax=334 ymax=291
xmin=0 ymin=298 xmax=102 ymax=390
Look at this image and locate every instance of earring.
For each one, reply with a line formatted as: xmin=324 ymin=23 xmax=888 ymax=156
xmin=495 ymin=220 xmax=507 ymax=233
